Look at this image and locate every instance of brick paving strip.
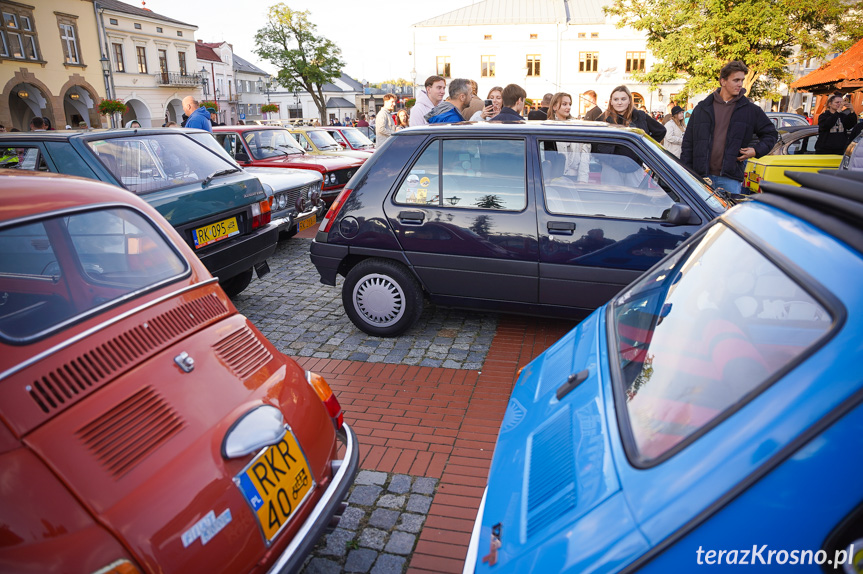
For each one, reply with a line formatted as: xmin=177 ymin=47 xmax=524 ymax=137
xmin=295 ymin=316 xmax=574 ymax=574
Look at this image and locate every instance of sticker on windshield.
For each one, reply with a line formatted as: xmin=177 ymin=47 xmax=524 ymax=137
xmin=406 ymin=174 xmax=419 ymax=190
xmin=420 ymin=177 xmax=430 ymax=187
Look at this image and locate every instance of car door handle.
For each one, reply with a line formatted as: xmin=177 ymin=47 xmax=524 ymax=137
xmin=547 ymin=221 xmax=575 ymax=235
xmin=398 ymin=210 xmax=425 ymax=225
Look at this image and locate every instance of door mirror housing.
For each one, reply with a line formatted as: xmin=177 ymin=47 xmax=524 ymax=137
xmin=235 ymin=149 xmax=250 ymax=163
xmin=665 ymin=202 xmax=693 ymax=225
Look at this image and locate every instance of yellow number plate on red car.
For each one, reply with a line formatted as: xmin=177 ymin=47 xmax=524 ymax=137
xmin=193 ymin=216 xmax=239 ymax=249
xmin=234 ymin=430 xmax=315 ymax=543
xmin=297 ymin=215 xmax=316 ymax=233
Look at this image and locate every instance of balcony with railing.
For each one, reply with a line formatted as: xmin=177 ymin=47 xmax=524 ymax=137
xmin=154 ymin=72 xmax=204 ymax=87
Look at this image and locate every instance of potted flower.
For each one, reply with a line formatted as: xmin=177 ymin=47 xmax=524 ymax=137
xmin=405 ymin=98 xmax=416 ymax=109
xmin=201 ymin=100 xmax=219 ymax=112
xmin=261 ymin=103 xmax=280 ymax=114
xmin=98 ymin=99 xmax=127 ymax=116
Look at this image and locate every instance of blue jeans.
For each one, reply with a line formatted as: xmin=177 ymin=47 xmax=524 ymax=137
xmin=709 ymin=176 xmax=743 ymax=196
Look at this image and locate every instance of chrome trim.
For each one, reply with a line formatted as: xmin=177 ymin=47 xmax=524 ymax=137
xmin=462 ymin=487 xmax=487 ymax=574
xmin=266 ymin=423 xmax=358 ymax=574
xmin=0 ymin=278 xmax=220 ymax=382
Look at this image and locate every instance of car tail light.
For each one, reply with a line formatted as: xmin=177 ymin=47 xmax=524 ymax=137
xmin=306 ymin=371 xmax=343 ymax=429
xmin=91 ymin=559 xmax=142 ymax=574
xmin=251 ymin=199 xmax=271 ymax=229
xmin=320 ymin=187 xmax=353 ymax=233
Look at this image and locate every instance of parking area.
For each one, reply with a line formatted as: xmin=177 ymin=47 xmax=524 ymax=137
xmin=232 ymin=228 xmax=577 ymax=573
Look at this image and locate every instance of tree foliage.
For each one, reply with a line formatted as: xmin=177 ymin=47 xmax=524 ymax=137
xmin=255 ymin=4 xmax=345 ymax=122
xmin=604 ymin=0 xmax=863 ymax=101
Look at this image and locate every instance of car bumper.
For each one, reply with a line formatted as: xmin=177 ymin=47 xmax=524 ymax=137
xmin=198 ymin=224 xmax=278 ymax=281
xmin=266 ymin=423 xmax=360 ymax=574
xmin=309 ymin=239 xmax=348 ymax=286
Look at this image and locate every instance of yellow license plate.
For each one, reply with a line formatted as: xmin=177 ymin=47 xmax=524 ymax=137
xmin=297 ymin=215 xmax=316 ymax=233
xmin=193 ymin=216 xmax=239 ymax=249
xmin=234 ymin=430 xmax=315 ymax=543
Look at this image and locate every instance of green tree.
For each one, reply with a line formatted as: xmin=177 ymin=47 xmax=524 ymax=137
xmin=255 ymin=4 xmax=345 ymax=122
xmin=604 ymin=0 xmax=863 ymax=101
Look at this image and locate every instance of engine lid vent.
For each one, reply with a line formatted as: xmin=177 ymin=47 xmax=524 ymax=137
xmin=525 ymin=406 xmax=576 ymax=539
xmin=213 ymin=326 xmax=272 ymax=380
xmin=77 ymin=386 xmax=185 ymax=478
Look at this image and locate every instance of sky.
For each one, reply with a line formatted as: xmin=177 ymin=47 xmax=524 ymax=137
xmin=141 ymin=0 xmax=474 ymax=82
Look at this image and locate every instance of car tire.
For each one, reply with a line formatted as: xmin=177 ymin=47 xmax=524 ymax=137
xmin=220 ymin=268 xmax=254 ymax=298
xmin=342 ymin=259 xmax=423 ymax=337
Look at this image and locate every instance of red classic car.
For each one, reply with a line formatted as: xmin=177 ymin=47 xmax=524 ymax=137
xmin=0 ymin=171 xmax=358 ymax=573
xmin=213 ymin=126 xmax=364 ymax=201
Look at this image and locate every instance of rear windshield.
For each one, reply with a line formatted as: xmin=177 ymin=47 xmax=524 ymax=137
xmin=610 ymin=223 xmax=832 ymax=462
xmin=86 ymin=133 xmax=235 ymax=194
xmin=0 ymin=207 xmax=187 ymax=343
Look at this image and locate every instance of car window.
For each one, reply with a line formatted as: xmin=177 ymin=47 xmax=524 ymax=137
xmin=86 ymin=134 xmax=235 ymax=194
xmin=243 ymin=129 xmax=304 ymax=159
xmin=611 ymin=223 xmax=832 ymax=462
xmin=342 ymin=128 xmax=374 ymax=149
xmin=191 ymin=132 xmax=241 ymax=165
xmin=0 ymin=146 xmax=48 ymax=171
xmin=0 ymin=207 xmax=187 ymax=343
xmin=539 ymin=139 xmax=680 ymax=220
xmin=394 ymin=139 xmax=526 ymax=210
xmin=786 ymin=134 xmax=818 ymax=155
xmin=44 ymin=142 xmax=98 ymax=178
xmin=329 ymin=131 xmax=347 ymax=145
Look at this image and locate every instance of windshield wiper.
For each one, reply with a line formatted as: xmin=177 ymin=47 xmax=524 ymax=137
xmin=202 ymin=167 xmax=240 ymax=186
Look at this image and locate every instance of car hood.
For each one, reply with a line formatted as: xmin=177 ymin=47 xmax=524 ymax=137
xmin=254 ymin=154 xmax=362 ymax=170
xmin=245 ymin=166 xmax=321 ymax=192
xmin=474 ymin=309 xmax=643 ymax=572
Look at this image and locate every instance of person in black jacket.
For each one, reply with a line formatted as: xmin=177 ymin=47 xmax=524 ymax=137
xmin=681 ymin=61 xmax=777 ymax=196
xmin=815 ymin=94 xmax=858 ymax=154
xmin=528 ymin=93 xmax=552 ymax=120
xmin=489 ymin=84 xmax=527 ymax=122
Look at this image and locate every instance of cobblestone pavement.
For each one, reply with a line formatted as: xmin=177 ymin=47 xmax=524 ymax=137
xmin=301 ymin=471 xmax=437 ymax=574
xmin=232 ymin=237 xmax=499 ymax=369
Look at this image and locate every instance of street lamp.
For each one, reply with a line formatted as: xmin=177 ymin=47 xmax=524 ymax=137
xmin=410 ymin=68 xmax=417 ymax=99
xmin=200 ymin=66 xmax=209 ymax=98
xmin=294 ymin=88 xmax=300 ymax=121
xmin=99 ymin=54 xmax=116 ymax=128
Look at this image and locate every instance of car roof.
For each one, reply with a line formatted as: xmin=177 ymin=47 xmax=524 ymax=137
xmin=213 ymin=125 xmax=291 ymax=133
xmin=0 ymin=127 xmax=211 ymax=141
xmin=391 ymin=119 xmax=648 ymax=137
xmin=0 ymin=171 xmax=153 ymax=223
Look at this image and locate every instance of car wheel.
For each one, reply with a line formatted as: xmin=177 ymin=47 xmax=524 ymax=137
xmin=343 ymin=259 xmax=423 ymax=337
xmin=220 ymin=268 xmax=254 ymax=298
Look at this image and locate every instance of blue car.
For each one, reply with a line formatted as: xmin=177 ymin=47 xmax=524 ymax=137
xmin=465 ymin=169 xmax=863 ymax=573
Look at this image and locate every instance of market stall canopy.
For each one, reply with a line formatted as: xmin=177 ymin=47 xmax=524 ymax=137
xmin=792 ymin=38 xmax=863 ymax=94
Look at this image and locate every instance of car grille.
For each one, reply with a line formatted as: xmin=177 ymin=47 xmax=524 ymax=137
xmin=25 ymin=292 xmax=229 ymax=415
xmin=335 ymin=168 xmax=357 ymax=185
xmin=77 ymin=386 xmax=185 ymax=478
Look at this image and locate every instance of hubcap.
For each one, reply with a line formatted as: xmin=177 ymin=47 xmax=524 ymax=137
xmin=353 ymin=273 xmax=405 ymax=327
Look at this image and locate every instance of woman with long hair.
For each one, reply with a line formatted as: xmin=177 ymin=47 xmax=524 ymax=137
xmin=664 ymin=105 xmax=686 ymax=158
xmin=596 ymin=85 xmax=667 ymax=186
xmin=470 ymin=86 xmax=503 ymax=121
xmin=395 ymin=108 xmax=410 ymax=130
xmin=815 ymin=94 xmax=857 ymax=154
xmin=545 ymin=92 xmax=591 ymax=182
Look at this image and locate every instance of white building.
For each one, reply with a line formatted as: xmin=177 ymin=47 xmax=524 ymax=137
xmin=266 ymin=72 xmax=365 ymax=124
xmin=196 ymin=41 xmax=236 ymax=125
xmin=412 ymin=0 xmax=684 ymax=116
xmin=98 ymin=0 xmax=203 ymax=126
xmin=233 ymin=53 xmax=269 ymax=123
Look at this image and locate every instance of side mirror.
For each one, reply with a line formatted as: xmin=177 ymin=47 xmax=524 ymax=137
xmin=235 ymin=150 xmax=250 ymax=163
xmin=339 ymin=142 xmax=347 ymax=148
xmin=665 ymin=203 xmax=693 ymax=225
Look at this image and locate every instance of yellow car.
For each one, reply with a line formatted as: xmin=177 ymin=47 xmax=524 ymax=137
xmin=743 ymin=126 xmax=843 ymax=192
xmin=287 ymin=127 xmax=372 ymax=161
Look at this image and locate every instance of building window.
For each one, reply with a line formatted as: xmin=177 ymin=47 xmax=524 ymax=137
xmin=134 ymin=23 xmax=141 ymax=30
xmin=484 ymin=34 xmax=492 ymax=40
xmin=625 ymin=51 xmax=646 ymax=73
xmin=156 ymin=27 xmax=162 ymax=33
xmin=481 ymin=55 xmax=495 ymax=77
xmin=113 ymin=42 xmax=124 ymax=72
xmin=579 ymin=52 xmax=598 ymax=72
xmin=178 ymin=51 xmax=186 ymax=75
xmin=0 ymin=4 xmax=39 ymax=61
xmin=57 ymin=16 xmax=81 ymax=65
xmin=578 ymin=32 xmax=585 ymax=38
xmin=158 ymin=48 xmax=168 ymax=79
xmin=436 ymin=56 xmax=450 ymax=78
xmin=591 ymin=32 xmax=599 ymax=38
xmin=176 ymin=30 xmax=182 ymax=37
xmin=526 ymin=55 xmax=540 ymax=76
xmin=109 ymin=18 xmax=118 ymax=25
xmin=136 ymin=45 xmax=147 ymax=74
xmin=439 ymin=35 xmax=446 ymax=41
xmin=530 ymin=33 xmax=538 ymax=40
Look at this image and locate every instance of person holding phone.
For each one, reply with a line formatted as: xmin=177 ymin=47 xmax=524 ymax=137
xmin=470 ymin=86 xmax=503 ymax=121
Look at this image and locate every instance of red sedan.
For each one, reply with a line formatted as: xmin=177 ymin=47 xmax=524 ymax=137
xmin=214 ymin=126 xmax=364 ymax=201
xmin=0 ymin=172 xmax=358 ymax=573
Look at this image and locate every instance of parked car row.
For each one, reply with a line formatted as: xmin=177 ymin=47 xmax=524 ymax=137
xmin=0 ymin=171 xmax=359 ymax=573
